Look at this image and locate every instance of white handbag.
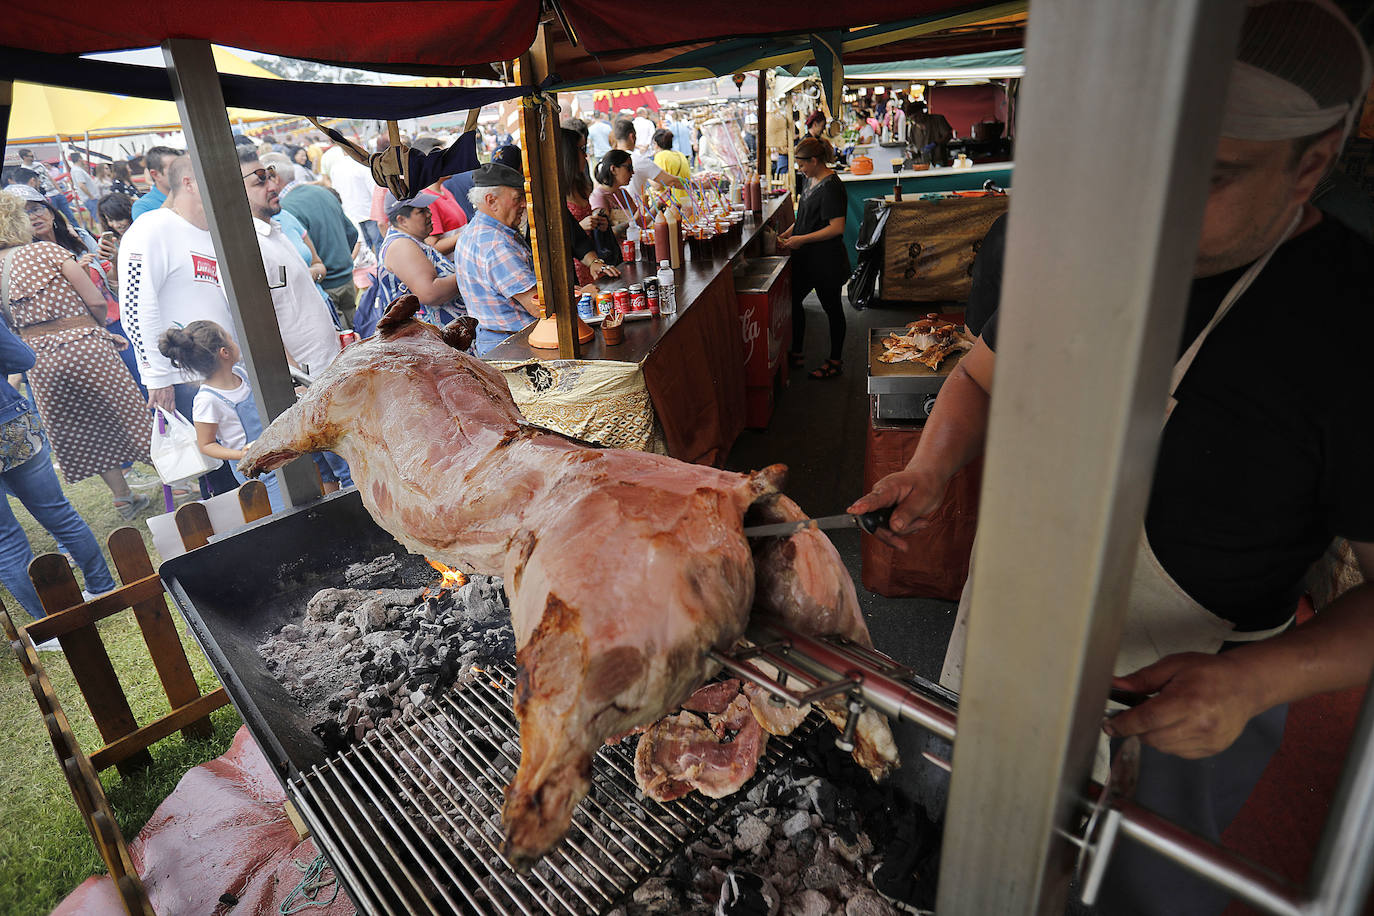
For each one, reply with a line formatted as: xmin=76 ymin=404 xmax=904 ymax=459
xmin=149 ymin=407 xmax=220 ymax=485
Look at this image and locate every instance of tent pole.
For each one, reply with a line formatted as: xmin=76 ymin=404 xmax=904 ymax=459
xmin=756 ymin=70 xmax=767 ymax=183
xmin=163 ymin=38 xmax=320 ymax=508
xmin=515 ymin=22 xmax=579 ymax=359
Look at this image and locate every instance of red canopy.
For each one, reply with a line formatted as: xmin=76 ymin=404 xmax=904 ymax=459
xmin=0 ymin=1 xmax=999 ymax=75
xmin=593 ymin=88 xmax=660 ymax=114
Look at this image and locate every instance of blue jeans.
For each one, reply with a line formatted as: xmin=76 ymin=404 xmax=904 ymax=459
xmin=107 ymin=319 xmax=146 ymax=398
xmin=360 ymin=219 xmax=383 ymax=254
xmin=47 ymin=193 xmax=79 ymax=229
xmin=0 ymin=438 xmax=116 ymax=620
xmin=312 ymin=451 xmax=352 ymax=487
xmin=475 ymin=326 xmax=516 ymax=356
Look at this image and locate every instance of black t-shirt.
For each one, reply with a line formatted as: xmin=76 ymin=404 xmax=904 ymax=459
xmin=965 ymin=211 xmax=1008 ymax=336
xmin=982 ymin=217 xmax=1374 ymax=629
xmin=793 ymin=173 xmax=850 ymax=281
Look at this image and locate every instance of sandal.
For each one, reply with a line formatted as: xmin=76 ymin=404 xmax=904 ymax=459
xmin=788 ymin=352 xmax=806 ymax=369
xmin=809 ymin=359 xmax=843 ymax=380
xmin=113 ymin=493 xmax=151 ymax=521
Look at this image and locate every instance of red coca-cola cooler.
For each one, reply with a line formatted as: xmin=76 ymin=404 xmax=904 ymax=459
xmin=733 ymin=256 xmax=792 ymax=428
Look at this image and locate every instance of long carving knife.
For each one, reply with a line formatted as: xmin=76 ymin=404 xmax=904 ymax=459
xmin=743 ymin=507 xmax=894 ymax=538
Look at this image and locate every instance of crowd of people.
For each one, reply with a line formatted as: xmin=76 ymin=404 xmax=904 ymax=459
xmin=0 ymin=101 xmax=779 ymax=634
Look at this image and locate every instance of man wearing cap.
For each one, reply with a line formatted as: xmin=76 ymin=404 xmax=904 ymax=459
xmin=453 ymin=162 xmax=543 ymax=356
xmin=851 ymin=2 xmax=1374 ymax=913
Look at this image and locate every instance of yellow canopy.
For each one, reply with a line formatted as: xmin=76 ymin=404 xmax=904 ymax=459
xmin=7 ymin=47 xmax=284 ymax=142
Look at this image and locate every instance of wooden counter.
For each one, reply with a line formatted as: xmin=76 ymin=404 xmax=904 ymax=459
xmin=489 ymin=195 xmax=795 ymax=466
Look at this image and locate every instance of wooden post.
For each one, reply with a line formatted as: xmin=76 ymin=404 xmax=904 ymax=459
xmin=756 ymin=70 xmax=768 ymax=183
xmin=163 ymin=38 xmax=321 ymax=508
xmin=515 ymin=24 xmax=579 ymax=359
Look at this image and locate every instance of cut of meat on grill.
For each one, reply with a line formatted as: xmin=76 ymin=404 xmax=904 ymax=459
xmin=743 ymin=680 xmax=811 ymax=736
xmin=878 ymin=314 xmax=975 ymax=369
xmin=682 ymin=678 xmax=744 ymax=715
xmin=634 ymin=685 xmax=769 ymax=802
xmin=239 ymin=295 xmax=898 ymax=870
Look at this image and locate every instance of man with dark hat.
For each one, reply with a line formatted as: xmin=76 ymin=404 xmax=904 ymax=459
xmin=453 ymin=162 xmax=541 ymax=356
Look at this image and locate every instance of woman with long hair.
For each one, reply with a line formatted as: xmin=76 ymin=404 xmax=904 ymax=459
xmin=559 ymin=128 xmax=617 ymax=287
xmin=589 ymin=149 xmax=636 ymax=243
xmin=94 ymin=192 xmax=145 ymax=395
xmin=776 ymin=135 xmax=849 ymax=379
xmin=0 ymin=190 xmax=152 ymax=518
xmin=108 ymin=161 xmax=140 ymax=199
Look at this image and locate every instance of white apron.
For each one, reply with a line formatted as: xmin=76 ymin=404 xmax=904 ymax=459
xmin=939 ymin=216 xmax=1302 ymax=776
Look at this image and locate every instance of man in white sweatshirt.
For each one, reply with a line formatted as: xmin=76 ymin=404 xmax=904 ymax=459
xmin=119 ymin=155 xmax=237 ymax=422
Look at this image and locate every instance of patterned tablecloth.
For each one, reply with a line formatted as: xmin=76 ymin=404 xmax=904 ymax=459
xmin=490 ymin=358 xmax=666 ymax=453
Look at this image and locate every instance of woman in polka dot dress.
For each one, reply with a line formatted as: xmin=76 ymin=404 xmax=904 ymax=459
xmin=0 ymin=192 xmax=152 ymax=519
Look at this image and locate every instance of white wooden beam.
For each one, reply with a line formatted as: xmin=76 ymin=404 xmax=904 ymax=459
xmin=936 ymin=2 xmax=1243 ymax=912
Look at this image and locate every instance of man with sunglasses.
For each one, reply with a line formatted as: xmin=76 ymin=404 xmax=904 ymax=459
xmin=239 ymin=152 xmax=340 ymax=383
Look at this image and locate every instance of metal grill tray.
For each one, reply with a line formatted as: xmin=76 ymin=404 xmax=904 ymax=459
xmin=291 ymin=658 xmax=825 ymax=916
xmin=867 ymin=326 xmax=966 ymax=395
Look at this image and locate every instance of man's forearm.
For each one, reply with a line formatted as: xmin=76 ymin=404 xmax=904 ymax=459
xmin=906 ymin=363 xmax=991 ymax=485
xmin=1231 ymin=582 xmax=1374 ymax=712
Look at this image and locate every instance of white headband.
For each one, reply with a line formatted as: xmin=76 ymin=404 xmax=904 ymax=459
xmin=1220 ymin=61 xmax=1353 ymax=140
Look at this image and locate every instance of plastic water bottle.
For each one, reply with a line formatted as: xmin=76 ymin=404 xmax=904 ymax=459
xmin=657 ymin=260 xmax=677 ymax=317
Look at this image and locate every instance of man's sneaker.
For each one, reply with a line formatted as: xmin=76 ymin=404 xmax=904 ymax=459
xmin=123 ymin=467 xmax=163 ymax=490
xmin=114 ymin=493 xmax=151 ymax=521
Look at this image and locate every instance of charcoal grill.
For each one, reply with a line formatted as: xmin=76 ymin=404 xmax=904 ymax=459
xmin=160 ymin=490 xmax=828 ymax=915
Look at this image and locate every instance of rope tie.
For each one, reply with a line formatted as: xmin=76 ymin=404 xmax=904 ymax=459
xmin=279 ymin=854 xmax=340 ymax=914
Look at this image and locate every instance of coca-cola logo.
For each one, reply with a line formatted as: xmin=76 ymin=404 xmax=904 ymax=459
xmin=739 ymin=306 xmax=760 ymax=364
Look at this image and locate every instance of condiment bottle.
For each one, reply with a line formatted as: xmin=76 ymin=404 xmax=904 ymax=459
xmin=665 ymin=208 xmax=682 ymax=269
xmin=893 ymin=180 xmax=902 ymax=202
xmin=653 ymin=213 xmax=670 ymax=263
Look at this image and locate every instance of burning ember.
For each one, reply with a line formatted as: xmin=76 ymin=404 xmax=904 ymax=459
xmin=425 ymin=557 xmax=467 ymax=593
xmin=258 ymin=553 xmax=514 ymax=751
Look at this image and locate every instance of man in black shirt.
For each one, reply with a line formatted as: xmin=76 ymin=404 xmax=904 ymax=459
xmin=852 ymin=3 xmax=1374 ymax=913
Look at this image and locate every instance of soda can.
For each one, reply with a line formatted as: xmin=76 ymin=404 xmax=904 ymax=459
xmin=577 ymin=292 xmax=595 ymax=321
xmin=338 ymin=330 xmax=359 ymax=350
xmin=595 ymin=291 xmax=615 ymax=318
xmin=629 ymin=283 xmax=647 ymax=312
xmin=647 ymin=289 xmax=660 ymax=316
xmin=643 ymin=276 xmax=659 ymax=299
xmin=613 ymin=288 xmax=631 ymax=315
xmin=621 ymin=239 xmax=637 ymax=262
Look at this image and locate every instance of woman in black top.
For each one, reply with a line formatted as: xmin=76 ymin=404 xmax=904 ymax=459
xmin=778 ymin=136 xmax=849 ymax=378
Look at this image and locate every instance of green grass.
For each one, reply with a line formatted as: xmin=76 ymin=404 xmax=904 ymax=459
xmin=0 ymin=463 xmax=243 ymax=916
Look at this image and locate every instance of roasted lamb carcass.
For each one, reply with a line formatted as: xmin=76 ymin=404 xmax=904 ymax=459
xmin=240 ymin=296 xmax=897 ymax=869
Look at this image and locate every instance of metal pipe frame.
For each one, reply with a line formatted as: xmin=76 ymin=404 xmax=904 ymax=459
xmin=163 ymin=39 xmax=321 ymax=508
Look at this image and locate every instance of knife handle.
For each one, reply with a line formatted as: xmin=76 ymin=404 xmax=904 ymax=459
xmin=855 ymin=507 xmax=894 ymax=534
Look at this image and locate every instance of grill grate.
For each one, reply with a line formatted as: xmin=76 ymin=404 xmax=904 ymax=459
xmin=289 ymin=659 xmax=824 ymax=916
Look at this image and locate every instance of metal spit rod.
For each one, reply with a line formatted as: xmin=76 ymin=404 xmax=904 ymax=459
xmin=712 ymin=621 xmax=1314 ymax=915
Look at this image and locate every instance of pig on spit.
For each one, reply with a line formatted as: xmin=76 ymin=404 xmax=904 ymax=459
xmin=240 ymin=297 xmax=898 ymax=870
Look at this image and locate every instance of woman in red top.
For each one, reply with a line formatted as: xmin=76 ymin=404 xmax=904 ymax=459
xmin=561 ymin=130 xmax=609 ymax=285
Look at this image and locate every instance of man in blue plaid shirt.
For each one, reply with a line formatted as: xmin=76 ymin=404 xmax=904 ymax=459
xmin=454 ymin=163 xmax=542 ymax=355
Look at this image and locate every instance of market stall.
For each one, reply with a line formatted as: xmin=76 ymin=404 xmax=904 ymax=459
xmin=489 ymin=195 xmax=794 ymax=466
xmin=838 ymin=160 xmax=1011 ymax=252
